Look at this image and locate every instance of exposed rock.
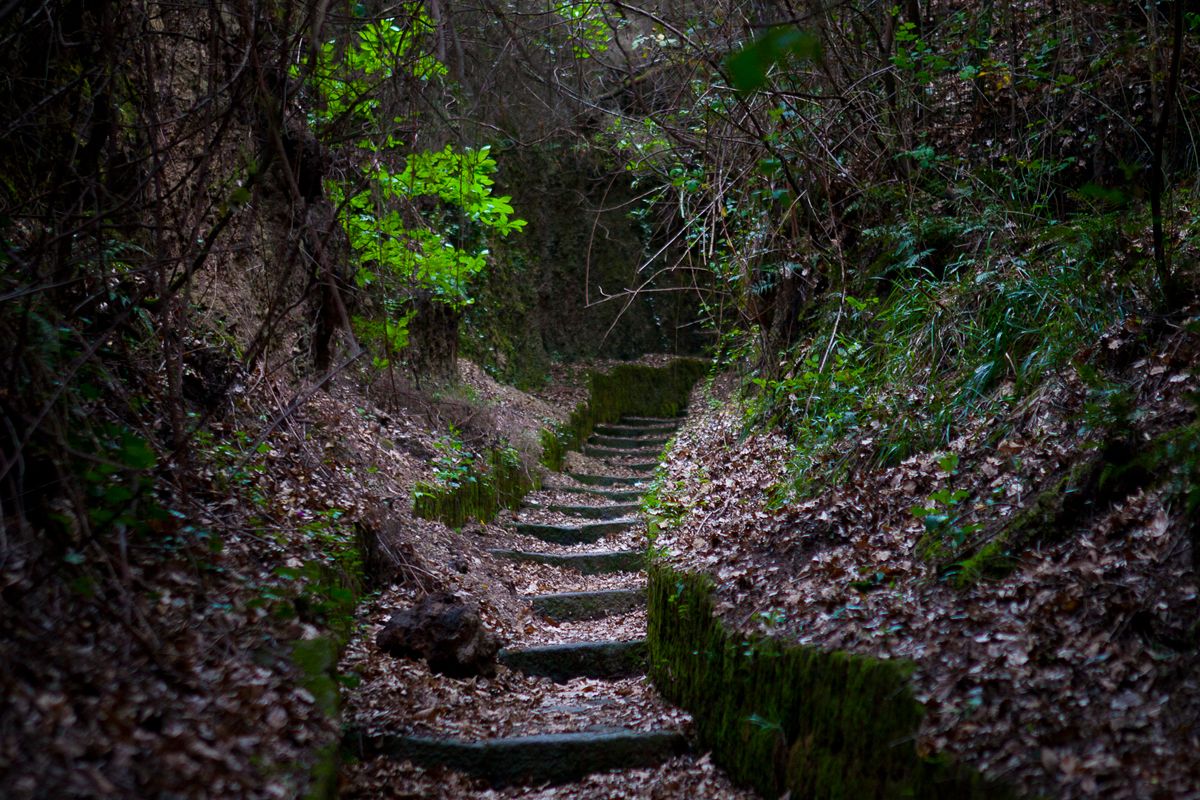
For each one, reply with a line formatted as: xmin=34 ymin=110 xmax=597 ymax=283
xmin=343 ymin=728 xmax=689 ymax=786
xmin=376 ymin=593 xmax=500 ymax=677
xmin=499 ymin=640 xmax=648 ymax=683
xmin=530 ymin=588 xmax=646 ymax=622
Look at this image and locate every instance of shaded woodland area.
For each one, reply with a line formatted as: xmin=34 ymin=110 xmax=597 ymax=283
xmin=1 ymin=0 xmax=1199 ymax=797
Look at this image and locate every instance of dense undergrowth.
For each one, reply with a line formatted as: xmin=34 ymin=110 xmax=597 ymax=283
xmin=645 ymin=202 xmax=1200 ymax=797
xmin=745 ymin=197 xmax=1187 ymax=499
xmin=412 ymin=358 xmax=706 ymax=526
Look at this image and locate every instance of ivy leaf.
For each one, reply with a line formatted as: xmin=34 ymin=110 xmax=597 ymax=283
xmin=725 ymin=26 xmax=820 ymax=92
xmin=120 ymin=435 xmax=157 ymax=470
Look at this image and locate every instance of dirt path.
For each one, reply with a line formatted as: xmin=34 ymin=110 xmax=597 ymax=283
xmin=342 ymin=417 xmax=753 ymax=798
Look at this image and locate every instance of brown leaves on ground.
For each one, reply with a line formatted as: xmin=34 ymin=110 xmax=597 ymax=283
xmin=652 ymin=329 xmax=1200 ymax=799
xmin=2 ymin=357 xmax=657 ymax=797
xmin=343 ymin=753 xmax=757 ymax=800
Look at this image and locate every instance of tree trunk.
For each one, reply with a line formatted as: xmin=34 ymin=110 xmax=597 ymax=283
xmin=409 ymin=299 xmax=462 ymax=385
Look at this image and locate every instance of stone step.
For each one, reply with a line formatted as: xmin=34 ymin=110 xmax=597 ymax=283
xmin=622 ymin=416 xmax=683 ymax=424
xmin=594 ymin=423 xmax=677 ymax=437
xmin=525 ymin=502 xmax=640 ymax=520
xmin=531 ymin=588 xmax=645 ymax=621
xmin=584 ymin=444 xmax=662 ymax=460
xmin=567 ymin=472 xmax=649 ymax=487
xmin=514 ymin=518 xmax=639 ymax=545
xmin=588 ymin=434 xmax=670 ymax=450
xmin=488 ymin=548 xmax=644 ymax=574
xmin=555 ymin=485 xmax=643 ymax=502
xmin=499 ymin=640 xmax=648 ymax=682
xmin=344 ymin=728 xmax=688 ymax=786
xmin=619 ymin=462 xmax=659 ymax=472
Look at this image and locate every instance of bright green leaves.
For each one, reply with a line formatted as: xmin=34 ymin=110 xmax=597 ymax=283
xmin=553 ymin=1 xmax=612 ymax=59
xmin=332 ymin=182 xmax=482 ymax=308
xmin=295 ymin=10 xmax=446 ymax=129
xmin=725 ymin=26 xmax=820 ymax=92
xmin=332 ymin=145 xmax=526 ymax=313
xmin=398 ymin=145 xmax=526 ymax=235
xmin=290 ymin=7 xmax=526 ymax=369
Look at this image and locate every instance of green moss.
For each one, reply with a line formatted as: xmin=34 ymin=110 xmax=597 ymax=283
xmin=415 ymin=358 xmax=707 ymax=522
xmin=541 ymin=359 xmax=707 ymax=470
xmin=413 ymin=448 xmax=537 ymax=527
xmin=952 ymin=538 xmax=1016 ymax=588
xmin=647 ymin=563 xmax=1021 ymax=799
xmin=589 ymin=360 xmax=708 ymax=420
xmin=301 ymin=742 xmax=339 ymax=800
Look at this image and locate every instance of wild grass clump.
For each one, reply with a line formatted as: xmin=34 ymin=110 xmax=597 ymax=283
xmin=748 ymin=207 xmax=1149 ymax=495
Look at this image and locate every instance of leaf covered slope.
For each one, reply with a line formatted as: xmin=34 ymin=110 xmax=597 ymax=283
xmin=650 ymin=322 xmax=1200 ymax=797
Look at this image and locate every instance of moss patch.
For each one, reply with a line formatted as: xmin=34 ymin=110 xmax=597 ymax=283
xmin=647 ymin=563 xmax=1021 ymax=799
xmin=542 ymin=359 xmax=707 ymax=470
xmin=413 ymin=447 xmax=536 ymax=528
xmin=414 ymin=359 xmax=707 ymax=524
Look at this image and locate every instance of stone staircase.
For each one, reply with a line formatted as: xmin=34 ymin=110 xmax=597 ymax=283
xmin=348 ymin=416 xmax=688 ymax=788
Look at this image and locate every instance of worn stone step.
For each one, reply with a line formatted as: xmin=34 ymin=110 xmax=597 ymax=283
xmin=593 ymin=423 xmax=677 ymax=437
xmin=499 ymin=640 xmax=648 ymax=682
xmin=488 ymin=548 xmax=644 ymax=574
xmin=531 ymin=588 xmax=646 ymax=621
xmin=343 ymin=728 xmax=688 ymax=786
xmin=567 ymin=472 xmax=648 ymax=487
xmin=588 ymin=434 xmax=670 ymax=450
xmin=514 ymin=518 xmax=639 ymax=545
xmin=621 ymin=416 xmax=683 ymax=424
xmin=619 ymin=462 xmax=659 ymax=472
xmin=584 ymin=444 xmax=662 ymax=460
xmin=555 ymin=485 xmax=642 ymax=502
xmin=526 ymin=502 xmax=640 ymax=520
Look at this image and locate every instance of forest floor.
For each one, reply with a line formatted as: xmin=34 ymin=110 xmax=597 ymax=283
xmin=338 ymin=392 xmax=753 ymax=797
xmin=5 ymin=337 xmax=1197 ymax=798
xmin=2 ymin=354 xmax=740 ymax=798
xmin=650 ymin=316 xmax=1200 ymax=799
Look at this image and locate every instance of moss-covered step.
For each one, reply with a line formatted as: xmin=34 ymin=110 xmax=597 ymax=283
xmin=531 ymin=588 xmax=646 ymax=621
xmin=617 ymin=462 xmax=659 ymax=472
xmin=488 ymin=548 xmax=645 ymax=574
xmin=543 ymin=360 xmax=704 ymax=471
xmin=593 ymin=423 xmax=678 ymax=437
xmin=567 ymin=472 xmax=649 ymax=487
xmin=554 ymin=485 xmax=643 ymax=502
xmin=647 ymin=563 xmax=1021 ymax=799
xmin=343 ymin=728 xmax=688 ymax=786
xmin=621 ymin=416 xmax=683 ymax=424
xmin=513 ymin=518 xmax=639 ymax=545
xmin=584 ymin=444 xmax=663 ymax=459
xmin=498 ymin=640 xmax=648 ymax=682
xmin=588 ymin=434 xmax=670 ymax=449
xmin=524 ymin=502 xmax=640 ymax=520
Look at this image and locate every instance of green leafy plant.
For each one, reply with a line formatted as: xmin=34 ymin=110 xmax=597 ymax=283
xmin=294 ymin=10 xmax=446 ymax=131
xmin=333 ymin=145 xmax=525 ymax=311
xmin=427 ymin=426 xmax=475 ymax=490
xmin=726 ymin=25 xmax=821 ymax=92
xmin=912 ymin=453 xmax=982 ymax=558
xmin=553 ymin=1 xmax=612 ymax=59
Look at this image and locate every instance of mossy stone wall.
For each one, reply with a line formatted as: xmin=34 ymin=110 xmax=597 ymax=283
xmin=542 ymin=359 xmax=707 ymax=470
xmin=415 ymin=359 xmax=708 ymax=521
xmin=412 ymin=449 xmax=535 ymax=528
xmin=647 ymin=563 xmax=1021 ymax=799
